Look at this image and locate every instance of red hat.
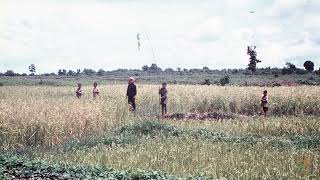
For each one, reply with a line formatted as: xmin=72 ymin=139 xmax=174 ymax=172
xmin=128 ymin=77 xmax=135 ymax=82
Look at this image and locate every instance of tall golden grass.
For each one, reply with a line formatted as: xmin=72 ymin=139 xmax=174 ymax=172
xmin=0 ymin=85 xmax=319 ymax=149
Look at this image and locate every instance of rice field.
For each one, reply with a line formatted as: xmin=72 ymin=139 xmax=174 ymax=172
xmin=0 ymin=84 xmax=320 ymax=179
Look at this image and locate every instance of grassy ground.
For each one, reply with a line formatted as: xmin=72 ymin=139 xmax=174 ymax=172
xmin=0 ymin=84 xmax=320 ymax=179
xmin=29 ymin=120 xmax=320 ymax=179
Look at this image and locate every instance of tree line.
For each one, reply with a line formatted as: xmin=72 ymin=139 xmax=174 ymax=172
xmin=0 ymin=62 xmax=319 ymax=77
xmin=1 ymin=46 xmax=319 ymax=76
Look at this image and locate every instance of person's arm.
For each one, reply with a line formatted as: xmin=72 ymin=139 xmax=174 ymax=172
xmin=162 ymin=91 xmax=168 ymax=99
xmin=126 ymin=86 xmax=129 ymax=97
xmin=133 ymin=85 xmax=137 ymax=96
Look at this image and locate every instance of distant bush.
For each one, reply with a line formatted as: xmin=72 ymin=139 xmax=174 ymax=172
xmin=67 ymin=70 xmax=76 ymax=76
xmin=4 ymin=70 xmax=15 ymax=76
xmin=164 ymin=68 xmax=175 ymax=74
xmin=281 ymin=68 xmax=294 ymax=75
xmin=96 ymin=69 xmax=106 ymax=76
xmin=220 ymin=76 xmax=230 ymax=86
xmin=42 ymin=73 xmax=51 ymax=76
xmin=296 ymin=79 xmax=319 ymax=86
xmin=0 ymin=82 xmax=3 ymax=86
xmin=83 ymin=68 xmax=96 ymax=76
xmin=316 ymin=67 xmax=320 ymax=76
xmin=295 ymin=68 xmax=308 ymax=75
xmin=201 ymin=79 xmax=211 ymax=85
xmin=58 ymin=69 xmax=67 ymax=76
xmin=281 ymin=62 xmax=296 ymax=75
xmin=303 ymin=61 xmax=314 ymax=72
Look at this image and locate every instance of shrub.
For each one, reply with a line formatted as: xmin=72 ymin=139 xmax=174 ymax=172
xmin=4 ymin=70 xmax=15 ymax=76
xmin=96 ymin=69 xmax=106 ymax=76
xmin=220 ymin=76 xmax=230 ymax=86
xmin=303 ymin=60 xmax=314 ymax=72
xmin=83 ymin=68 xmax=96 ymax=76
xmin=201 ymin=79 xmax=211 ymax=85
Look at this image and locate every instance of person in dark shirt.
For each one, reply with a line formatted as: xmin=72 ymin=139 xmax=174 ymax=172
xmin=76 ymin=83 xmax=83 ymax=98
xmin=127 ymin=77 xmax=137 ymax=111
xmin=261 ymin=90 xmax=269 ymax=117
xmin=159 ymin=82 xmax=168 ymax=116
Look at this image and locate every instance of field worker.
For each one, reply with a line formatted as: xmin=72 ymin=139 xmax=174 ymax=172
xmin=127 ymin=77 xmax=137 ymax=111
xmin=261 ymin=90 xmax=269 ymax=116
xmin=159 ymin=82 xmax=168 ymax=116
xmin=76 ymin=83 xmax=83 ymax=98
xmin=92 ymin=82 xmax=100 ymax=98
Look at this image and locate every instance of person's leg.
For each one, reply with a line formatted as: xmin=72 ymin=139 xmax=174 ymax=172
xmin=132 ymin=98 xmax=136 ymax=111
xmin=164 ymin=104 xmax=167 ymax=114
xmin=128 ymin=97 xmax=134 ymax=111
xmin=265 ymin=107 xmax=268 ymax=117
xmin=161 ymin=104 xmax=165 ymax=116
xmin=161 ymin=104 xmax=164 ymax=116
xmin=263 ymin=107 xmax=268 ymax=117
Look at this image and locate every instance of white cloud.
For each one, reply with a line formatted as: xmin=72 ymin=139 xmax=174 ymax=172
xmin=0 ymin=0 xmax=319 ymax=73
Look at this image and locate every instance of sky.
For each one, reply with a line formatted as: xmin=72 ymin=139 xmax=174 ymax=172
xmin=0 ymin=0 xmax=319 ymax=73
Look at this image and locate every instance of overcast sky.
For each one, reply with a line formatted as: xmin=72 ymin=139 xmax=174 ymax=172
xmin=0 ymin=0 xmax=319 ymax=73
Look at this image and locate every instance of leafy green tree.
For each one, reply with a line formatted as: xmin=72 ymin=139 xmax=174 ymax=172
xmin=28 ymin=64 xmax=36 ymax=75
xmin=203 ymin=66 xmax=210 ymax=71
xmin=142 ymin=65 xmax=149 ymax=71
xmin=282 ymin=62 xmax=297 ymax=75
xmin=149 ymin=63 xmax=162 ymax=72
xmin=315 ymin=67 xmax=320 ymax=76
xmin=303 ymin=61 xmax=314 ymax=73
xmin=58 ymin=69 xmax=67 ymax=76
xmin=83 ymin=68 xmax=96 ymax=76
xmin=286 ymin=62 xmax=296 ymax=71
xmin=4 ymin=70 xmax=15 ymax=76
xmin=76 ymin=69 xmax=81 ymax=75
xmin=247 ymin=46 xmax=261 ymax=73
xmin=97 ymin=69 xmax=106 ymax=76
xmin=164 ymin=68 xmax=174 ymax=73
xmin=67 ymin=70 xmax=76 ymax=76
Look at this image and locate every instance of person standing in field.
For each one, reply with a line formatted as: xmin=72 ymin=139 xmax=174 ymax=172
xmin=159 ymin=82 xmax=168 ymax=116
xmin=261 ymin=90 xmax=269 ymax=116
xmin=127 ymin=77 xmax=137 ymax=111
xmin=93 ymin=82 xmax=99 ymax=98
xmin=76 ymin=83 xmax=83 ymax=98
